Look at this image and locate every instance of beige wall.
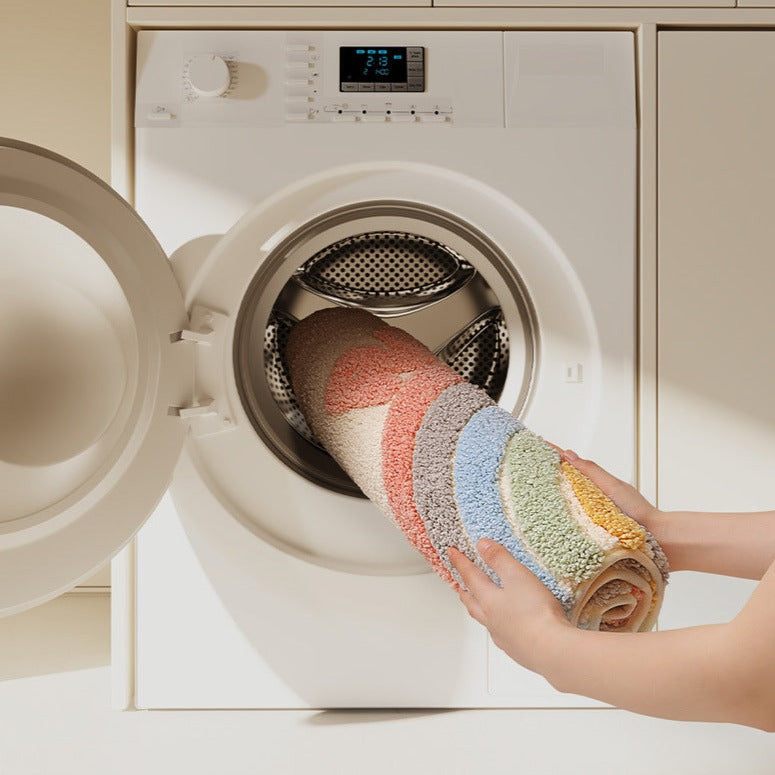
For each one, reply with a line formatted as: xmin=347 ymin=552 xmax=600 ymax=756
xmin=1 ymin=0 xmax=112 ymax=585
xmin=0 ymin=0 xmax=111 ymax=181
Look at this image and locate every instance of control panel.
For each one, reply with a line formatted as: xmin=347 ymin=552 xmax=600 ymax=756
xmin=135 ymin=31 xmax=505 ymax=128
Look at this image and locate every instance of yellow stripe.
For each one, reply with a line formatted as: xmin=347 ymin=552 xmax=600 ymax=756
xmin=560 ymin=461 xmax=647 ymax=551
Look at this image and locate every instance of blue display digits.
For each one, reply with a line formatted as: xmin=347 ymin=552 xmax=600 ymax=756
xmin=339 ymin=47 xmax=424 ymax=92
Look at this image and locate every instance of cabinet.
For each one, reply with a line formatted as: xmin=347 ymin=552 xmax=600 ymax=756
xmin=433 ymin=0 xmax=732 ymax=5
xmin=657 ymin=32 xmax=775 ymax=627
xmin=128 ymin=0 xmax=430 ymax=5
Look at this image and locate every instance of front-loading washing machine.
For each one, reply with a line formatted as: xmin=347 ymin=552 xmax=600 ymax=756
xmin=0 ymin=29 xmax=636 ymax=708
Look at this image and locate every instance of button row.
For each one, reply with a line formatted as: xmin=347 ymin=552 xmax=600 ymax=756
xmin=331 ymin=114 xmax=449 ymax=123
xmin=284 ymin=45 xmax=319 ymax=123
xmin=341 ymin=82 xmax=424 ymax=92
xmin=324 ymin=104 xmax=452 ymax=114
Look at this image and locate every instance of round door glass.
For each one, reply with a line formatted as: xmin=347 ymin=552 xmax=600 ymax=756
xmin=0 ymin=206 xmax=138 ymax=523
xmin=0 ymin=139 xmax=187 ymax=616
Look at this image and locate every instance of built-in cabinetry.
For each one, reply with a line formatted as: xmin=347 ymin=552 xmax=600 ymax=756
xmin=126 ymin=0 xmax=775 ymax=6
xmin=435 ymin=0 xmax=732 ymax=6
xmin=656 ymin=31 xmax=775 ymax=627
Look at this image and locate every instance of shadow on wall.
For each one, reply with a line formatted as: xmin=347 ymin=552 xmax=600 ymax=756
xmin=0 ymin=594 xmax=110 ymax=682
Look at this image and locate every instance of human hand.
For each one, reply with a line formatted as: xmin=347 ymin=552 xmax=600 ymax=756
xmin=448 ymin=539 xmax=572 ymax=681
xmin=560 ymin=449 xmax=662 ymax=534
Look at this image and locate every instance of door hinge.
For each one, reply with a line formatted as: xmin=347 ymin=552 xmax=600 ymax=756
xmin=168 ymin=306 xmax=235 ymax=436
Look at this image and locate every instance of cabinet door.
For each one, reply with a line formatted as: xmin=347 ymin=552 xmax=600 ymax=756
xmin=434 ymin=0 xmax=733 ymax=6
xmin=658 ymin=32 xmax=775 ymax=627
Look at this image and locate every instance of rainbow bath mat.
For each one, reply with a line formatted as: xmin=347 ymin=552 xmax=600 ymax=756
xmin=286 ymin=308 xmax=668 ymax=632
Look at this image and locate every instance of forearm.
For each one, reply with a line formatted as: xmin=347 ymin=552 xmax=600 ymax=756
xmin=542 ymin=621 xmax=768 ymax=729
xmin=654 ymin=510 xmax=775 ymax=579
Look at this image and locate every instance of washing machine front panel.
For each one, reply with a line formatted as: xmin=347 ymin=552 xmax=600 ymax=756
xmin=132 ymin=30 xmax=636 ymax=708
xmin=0 ymin=139 xmax=191 ymax=616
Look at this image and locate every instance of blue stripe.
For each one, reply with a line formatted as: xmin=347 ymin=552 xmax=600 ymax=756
xmin=453 ymin=406 xmax=574 ymax=611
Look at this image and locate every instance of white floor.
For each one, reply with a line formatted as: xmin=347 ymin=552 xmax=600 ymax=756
xmin=1 ymin=594 xmax=773 ymax=775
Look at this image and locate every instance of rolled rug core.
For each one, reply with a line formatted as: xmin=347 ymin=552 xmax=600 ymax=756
xmin=286 ymin=307 xmax=668 ymax=632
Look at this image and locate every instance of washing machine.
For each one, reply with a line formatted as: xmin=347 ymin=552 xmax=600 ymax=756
xmin=0 ymin=29 xmax=636 ymax=709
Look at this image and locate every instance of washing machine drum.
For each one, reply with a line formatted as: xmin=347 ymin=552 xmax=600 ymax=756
xmin=266 ymin=232 xmax=509 ymax=454
xmin=0 ymin=138 xmax=586 ymax=615
xmin=252 ymin=225 xmax=529 ymax=496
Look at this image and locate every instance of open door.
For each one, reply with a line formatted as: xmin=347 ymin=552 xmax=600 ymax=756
xmin=0 ymin=139 xmax=190 ymax=616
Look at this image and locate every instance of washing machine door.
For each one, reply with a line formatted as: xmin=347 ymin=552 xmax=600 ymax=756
xmin=0 ymin=139 xmax=191 ymax=616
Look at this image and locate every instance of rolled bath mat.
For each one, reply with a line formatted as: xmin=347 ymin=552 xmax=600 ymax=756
xmin=286 ymin=307 xmax=669 ymax=632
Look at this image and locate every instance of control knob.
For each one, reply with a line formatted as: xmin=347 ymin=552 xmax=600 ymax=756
xmin=186 ymin=54 xmax=231 ymax=98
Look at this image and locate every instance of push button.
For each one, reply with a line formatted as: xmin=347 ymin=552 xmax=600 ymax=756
xmin=287 ymin=51 xmax=314 ymax=64
xmin=286 ymin=85 xmax=314 ymax=98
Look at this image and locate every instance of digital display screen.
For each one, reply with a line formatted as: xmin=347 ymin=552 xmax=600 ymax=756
xmin=341 ymin=47 xmax=407 ymax=84
xmin=339 ymin=47 xmax=424 ymax=92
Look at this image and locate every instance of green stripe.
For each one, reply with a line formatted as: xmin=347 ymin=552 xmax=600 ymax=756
xmin=502 ymin=429 xmax=604 ymax=583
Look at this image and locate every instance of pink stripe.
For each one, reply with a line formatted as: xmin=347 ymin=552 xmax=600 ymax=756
xmin=382 ymin=366 xmax=462 ymax=586
xmin=325 ymin=325 xmax=438 ymax=415
xmin=323 ymin=323 xmax=459 ymax=583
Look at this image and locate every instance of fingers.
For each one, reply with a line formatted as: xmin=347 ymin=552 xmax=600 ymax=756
xmin=475 ymin=539 xmax=525 ymax=586
xmin=448 ymin=547 xmax=499 ymax=601
xmin=458 ymin=588 xmax=486 ymax=625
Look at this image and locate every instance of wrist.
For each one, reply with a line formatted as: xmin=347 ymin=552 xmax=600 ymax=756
xmin=639 ymin=506 xmax=668 ymax=542
xmin=647 ymin=509 xmax=687 ymax=572
xmin=637 ymin=504 xmax=664 ymax=534
xmin=538 ymin=618 xmax=581 ymax=693
xmin=531 ymin=609 xmax=576 ymax=690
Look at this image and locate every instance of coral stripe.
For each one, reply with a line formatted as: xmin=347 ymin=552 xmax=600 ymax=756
xmin=382 ymin=366 xmax=462 ymax=585
xmin=325 ymin=325 xmax=437 ymax=414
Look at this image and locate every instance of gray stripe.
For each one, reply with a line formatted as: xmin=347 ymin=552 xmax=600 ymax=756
xmin=645 ymin=530 xmax=670 ymax=582
xmin=412 ymin=381 xmax=496 ymax=584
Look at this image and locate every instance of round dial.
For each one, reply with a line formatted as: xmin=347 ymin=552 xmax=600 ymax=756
xmin=186 ymin=54 xmax=231 ymax=98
